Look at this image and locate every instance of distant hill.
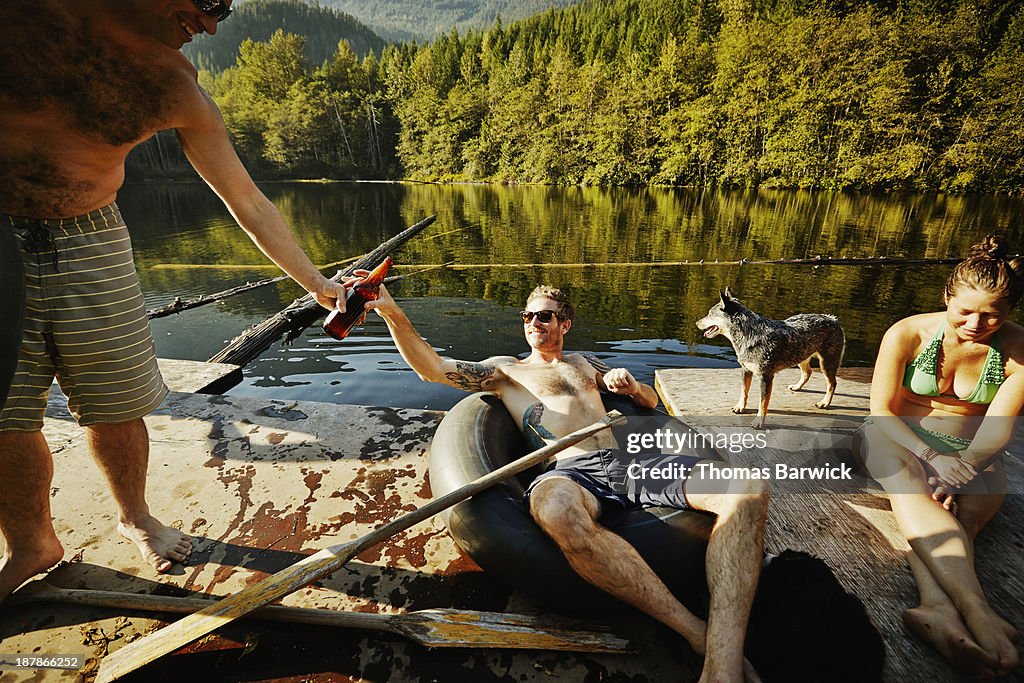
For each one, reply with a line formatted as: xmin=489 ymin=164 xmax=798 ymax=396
xmin=312 ymin=0 xmax=583 ymax=42
xmin=183 ymin=0 xmax=385 ymax=71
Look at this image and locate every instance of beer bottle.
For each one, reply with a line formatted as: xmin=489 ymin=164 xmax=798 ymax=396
xmin=322 ymin=257 xmax=393 ymax=340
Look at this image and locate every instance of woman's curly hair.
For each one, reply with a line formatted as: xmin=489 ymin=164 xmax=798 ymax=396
xmin=945 ymin=235 xmax=1024 ymax=308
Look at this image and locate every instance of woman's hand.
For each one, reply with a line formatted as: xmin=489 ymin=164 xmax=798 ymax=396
xmin=927 ymin=476 xmax=959 ymax=516
xmin=925 ymin=452 xmax=978 ymax=489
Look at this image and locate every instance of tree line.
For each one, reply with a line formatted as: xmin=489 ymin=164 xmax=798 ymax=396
xmin=316 ymin=0 xmax=580 ymax=43
xmin=129 ymin=0 xmax=1024 ymax=192
xmin=182 ymin=0 xmax=384 ymax=72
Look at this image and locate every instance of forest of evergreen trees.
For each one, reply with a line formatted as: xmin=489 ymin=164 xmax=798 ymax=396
xmin=182 ymin=0 xmax=384 ymax=71
xmin=130 ymin=0 xmax=1024 ymax=192
xmin=315 ymin=0 xmax=580 ymax=43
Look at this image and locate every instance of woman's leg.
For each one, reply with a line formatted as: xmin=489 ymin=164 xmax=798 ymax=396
xmin=857 ymin=425 xmax=1019 ymax=673
xmin=902 ymin=472 xmax=1011 ymax=674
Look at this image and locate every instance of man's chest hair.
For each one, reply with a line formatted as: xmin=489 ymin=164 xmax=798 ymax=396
xmin=0 ymin=10 xmax=176 ymax=146
xmin=511 ymin=358 xmax=597 ymax=398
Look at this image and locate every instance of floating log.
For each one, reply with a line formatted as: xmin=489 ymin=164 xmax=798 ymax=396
xmin=207 ymin=215 xmax=436 ymax=367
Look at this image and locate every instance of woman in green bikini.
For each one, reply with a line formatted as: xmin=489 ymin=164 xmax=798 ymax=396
xmin=859 ymin=235 xmax=1022 ymax=677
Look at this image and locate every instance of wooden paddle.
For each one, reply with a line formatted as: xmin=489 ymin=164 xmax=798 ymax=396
xmin=11 ymin=581 xmax=634 ymax=653
xmin=96 ymin=411 xmax=626 ymax=682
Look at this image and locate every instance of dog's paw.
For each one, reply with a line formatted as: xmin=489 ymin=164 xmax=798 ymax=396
xmin=750 ymin=415 xmax=766 ymax=429
xmin=814 ymin=399 xmax=831 ymax=409
xmin=787 ymin=383 xmax=802 ymax=392
xmin=732 ymin=405 xmax=746 ymax=415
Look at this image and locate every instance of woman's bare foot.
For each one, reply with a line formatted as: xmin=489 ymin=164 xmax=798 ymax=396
xmin=118 ymin=515 xmax=191 ymax=573
xmin=962 ymin=602 xmax=1022 ymax=674
xmin=0 ymin=536 xmax=64 ymax=604
xmin=904 ymin=605 xmax=1001 ymax=675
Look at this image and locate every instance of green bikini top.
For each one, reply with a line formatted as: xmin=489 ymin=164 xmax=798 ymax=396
xmin=903 ymin=323 xmax=1005 ymax=404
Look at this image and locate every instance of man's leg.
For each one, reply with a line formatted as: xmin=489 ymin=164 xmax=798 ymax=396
xmin=87 ymin=418 xmax=190 ymax=573
xmin=684 ymin=471 xmax=769 ymax=683
xmin=0 ymin=430 xmax=64 ymax=603
xmin=529 ymin=477 xmax=710 ymax=653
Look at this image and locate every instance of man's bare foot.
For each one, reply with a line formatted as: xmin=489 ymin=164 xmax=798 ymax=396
xmin=118 ymin=515 xmax=191 ymax=573
xmin=904 ymin=605 xmax=1000 ymax=675
xmin=0 ymin=537 xmax=64 ymax=604
xmin=962 ymin=603 xmax=1022 ymax=673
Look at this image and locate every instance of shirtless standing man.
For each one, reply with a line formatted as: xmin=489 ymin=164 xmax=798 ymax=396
xmin=367 ymin=284 xmax=769 ymax=683
xmin=0 ymin=1 xmax=351 ymax=602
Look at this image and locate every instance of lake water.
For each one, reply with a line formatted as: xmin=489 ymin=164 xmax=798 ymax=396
xmin=119 ymin=182 xmax=1024 ymax=411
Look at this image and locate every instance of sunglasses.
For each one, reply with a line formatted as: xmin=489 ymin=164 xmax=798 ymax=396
xmin=520 ymin=309 xmax=560 ymax=324
xmin=191 ymin=0 xmax=232 ymax=21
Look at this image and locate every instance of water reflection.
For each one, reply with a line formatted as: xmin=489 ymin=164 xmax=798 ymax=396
xmin=120 ymin=182 xmax=1024 ymax=411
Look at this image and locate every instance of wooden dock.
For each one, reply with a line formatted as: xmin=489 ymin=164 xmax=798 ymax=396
xmin=656 ymin=366 xmax=1024 ymax=682
xmin=1 ymin=361 xmax=1021 ymax=681
xmin=0 ymin=361 xmax=689 ymax=682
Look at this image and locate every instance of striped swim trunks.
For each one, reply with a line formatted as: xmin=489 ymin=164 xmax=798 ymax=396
xmin=0 ymin=203 xmax=167 ymax=431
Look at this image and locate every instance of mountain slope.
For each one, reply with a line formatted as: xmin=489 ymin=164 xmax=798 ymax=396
xmin=314 ymin=0 xmax=583 ymax=42
xmin=184 ymin=0 xmax=385 ymax=71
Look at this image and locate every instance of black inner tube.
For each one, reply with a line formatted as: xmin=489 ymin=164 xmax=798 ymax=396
xmin=428 ymin=391 xmax=716 ymax=616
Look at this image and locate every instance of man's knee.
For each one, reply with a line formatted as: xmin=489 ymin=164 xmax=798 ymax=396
xmin=86 ymin=417 xmax=148 ymax=444
xmin=0 ymin=429 xmax=47 ymax=451
xmin=694 ymin=477 xmax=770 ymax=519
xmin=529 ymin=478 xmax=599 ymax=549
xmin=726 ymin=478 xmax=770 ymax=515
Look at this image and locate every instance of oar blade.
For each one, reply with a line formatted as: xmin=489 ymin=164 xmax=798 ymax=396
xmin=394 ymin=609 xmax=637 ymax=653
xmin=95 ymin=546 xmax=352 ymax=683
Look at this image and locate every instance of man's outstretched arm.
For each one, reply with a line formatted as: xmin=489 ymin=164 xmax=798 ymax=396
xmin=367 ymin=285 xmax=512 ymax=392
xmin=582 ymin=353 xmax=660 ymax=409
xmin=174 ymin=86 xmax=348 ymax=312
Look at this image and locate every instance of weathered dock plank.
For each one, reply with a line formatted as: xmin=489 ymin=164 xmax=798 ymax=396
xmin=155 ymin=358 xmax=243 ymax=395
xmin=656 ymin=366 xmax=1024 ymax=683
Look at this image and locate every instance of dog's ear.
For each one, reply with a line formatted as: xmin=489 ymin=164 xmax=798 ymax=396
xmin=720 ymin=288 xmax=741 ymax=314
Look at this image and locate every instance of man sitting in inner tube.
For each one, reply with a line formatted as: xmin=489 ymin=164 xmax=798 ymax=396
xmin=368 ymin=283 xmax=769 ymax=683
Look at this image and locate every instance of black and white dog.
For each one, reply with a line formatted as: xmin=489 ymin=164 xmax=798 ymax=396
xmin=696 ymin=288 xmax=846 ymax=428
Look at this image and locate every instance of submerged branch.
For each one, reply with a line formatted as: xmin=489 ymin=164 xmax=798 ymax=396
xmin=207 ymin=215 xmax=437 ymax=367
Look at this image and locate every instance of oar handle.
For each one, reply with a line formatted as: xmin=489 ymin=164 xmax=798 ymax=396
xmin=12 ymin=581 xmax=395 ymax=632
